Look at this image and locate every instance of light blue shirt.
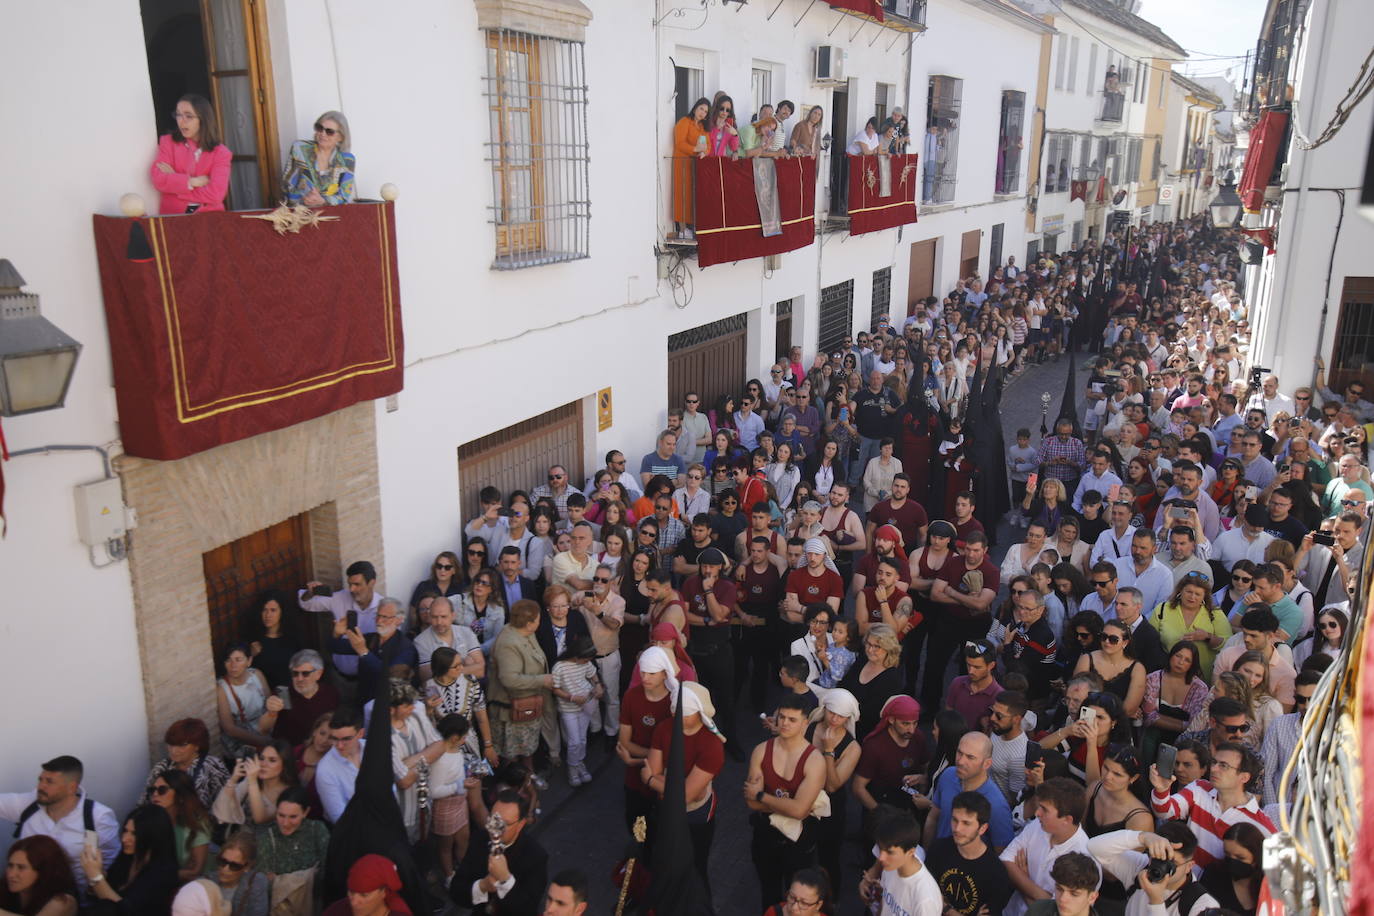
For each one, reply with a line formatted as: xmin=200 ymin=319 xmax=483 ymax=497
xmin=1111 ymin=556 xmax=1174 ymax=616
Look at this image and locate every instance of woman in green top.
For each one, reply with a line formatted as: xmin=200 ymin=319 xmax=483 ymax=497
xmin=253 ymin=787 xmax=329 ymax=878
xmin=148 ymin=769 xmax=211 ymax=882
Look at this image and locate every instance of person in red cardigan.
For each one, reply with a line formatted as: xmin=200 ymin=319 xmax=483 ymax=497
xmin=149 ymin=94 xmax=232 ymax=214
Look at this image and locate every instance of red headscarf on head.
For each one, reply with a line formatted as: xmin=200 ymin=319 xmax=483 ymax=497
xmin=870 ymin=524 xmax=909 ymax=566
xmin=346 ymin=854 xmax=411 ymax=915
xmin=864 ymin=694 xmax=921 ymax=742
xmin=650 ymin=621 xmax=695 ymax=675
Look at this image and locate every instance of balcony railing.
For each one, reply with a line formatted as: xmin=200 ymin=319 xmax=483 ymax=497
xmin=1098 ymin=90 xmax=1125 ymax=123
xmin=881 ymin=0 xmax=927 ymax=28
xmin=995 ymin=147 xmax=1021 ymax=195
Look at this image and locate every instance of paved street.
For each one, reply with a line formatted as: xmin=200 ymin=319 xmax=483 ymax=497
xmin=460 ymin=354 xmax=1085 ymax=915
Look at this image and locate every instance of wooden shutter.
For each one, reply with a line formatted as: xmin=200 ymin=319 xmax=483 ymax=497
xmin=457 ymin=402 xmax=585 ymax=521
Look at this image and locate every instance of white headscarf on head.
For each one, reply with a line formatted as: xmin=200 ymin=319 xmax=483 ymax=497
xmin=809 ymin=687 xmax=861 ymax=739
xmin=670 ymin=681 xmax=724 ymax=743
xmin=637 ymin=646 xmax=679 ymax=698
xmin=803 ymin=536 xmax=840 ymax=574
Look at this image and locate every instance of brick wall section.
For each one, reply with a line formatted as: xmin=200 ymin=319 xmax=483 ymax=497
xmin=116 ymin=402 xmax=385 ymax=759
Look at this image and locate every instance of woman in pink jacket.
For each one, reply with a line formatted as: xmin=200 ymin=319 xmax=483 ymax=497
xmin=149 ymin=94 xmax=232 ymax=214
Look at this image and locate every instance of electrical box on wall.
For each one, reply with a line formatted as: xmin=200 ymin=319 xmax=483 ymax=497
xmin=74 ymin=477 xmax=126 ymax=546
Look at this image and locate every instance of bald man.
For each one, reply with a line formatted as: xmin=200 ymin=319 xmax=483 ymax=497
xmin=924 ymin=731 xmax=1014 ymax=851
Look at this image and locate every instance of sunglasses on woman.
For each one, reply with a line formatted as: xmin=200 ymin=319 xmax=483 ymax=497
xmin=313 ymin=123 xmax=340 ymax=137
xmin=218 ymin=857 xmax=247 ymax=871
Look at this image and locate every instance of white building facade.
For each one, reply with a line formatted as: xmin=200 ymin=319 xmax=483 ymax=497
xmin=1015 ymin=0 xmax=1183 ymax=246
xmin=0 ymin=0 xmax=1053 ymax=817
xmin=1244 ymin=0 xmax=1374 ymax=391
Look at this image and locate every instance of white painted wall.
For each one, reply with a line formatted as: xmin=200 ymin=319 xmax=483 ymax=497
xmin=1248 ymin=0 xmax=1374 ymax=386
xmin=0 ymin=0 xmax=1047 ymax=820
xmin=0 ymin=0 xmax=154 ymax=829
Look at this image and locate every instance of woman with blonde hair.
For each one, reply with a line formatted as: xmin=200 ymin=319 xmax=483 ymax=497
xmin=1185 ymin=670 xmax=1257 ymax=740
xmin=282 ymin=110 xmax=355 ymax=205
xmin=1232 ymin=649 xmax=1284 ymax=742
xmin=1023 ymin=477 xmax=1070 ymax=533
xmin=838 ymin=624 xmax=903 ymax=738
xmin=1151 ymin=574 xmax=1231 ymax=678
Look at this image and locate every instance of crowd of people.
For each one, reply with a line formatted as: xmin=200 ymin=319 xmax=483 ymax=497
xmin=3 ymin=213 xmax=1365 ymax=916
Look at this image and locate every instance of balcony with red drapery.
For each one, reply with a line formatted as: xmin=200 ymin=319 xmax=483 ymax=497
xmin=1237 ymin=110 xmax=1289 ymax=214
xmin=91 ymin=202 xmax=404 ymax=460
xmin=691 ymin=156 xmax=817 ymax=268
xmin=846 ymin=153 xmax=919 ymax=235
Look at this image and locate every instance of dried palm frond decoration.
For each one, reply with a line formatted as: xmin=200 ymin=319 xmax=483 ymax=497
xmin=241 ymin=204 xmax=340 ymax=236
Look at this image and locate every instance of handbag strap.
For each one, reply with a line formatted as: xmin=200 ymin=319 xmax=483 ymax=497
xmin=224 ymin=680 xmax=247 ymax=723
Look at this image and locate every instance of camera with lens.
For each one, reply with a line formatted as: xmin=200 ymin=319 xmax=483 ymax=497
xmin=1249 ymin=366 xmax=1270 ymax=388
xmin=1145 ymin=857 xmax=1177 ymax=883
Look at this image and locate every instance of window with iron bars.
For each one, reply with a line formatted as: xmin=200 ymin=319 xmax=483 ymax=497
xmin=483 ymin=29 xmax=591 ymax=269
xmin=925 ymin=76 xmax=962 ymax=204
xmin=871 ymin=268 xmax=892 ymax=330
xmin=819 ymin=280 xmax=855 ymax=355
xmin=1044 ymin=134 xmax=1072 ymax=193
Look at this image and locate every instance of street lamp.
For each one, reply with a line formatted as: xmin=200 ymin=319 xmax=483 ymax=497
xmin=0 ymin=260 xmax=82 ymax=416
xmin=1210 ymin=169 xmax=1242 ymax=227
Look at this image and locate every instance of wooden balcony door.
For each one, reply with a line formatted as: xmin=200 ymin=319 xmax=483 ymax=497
xmin=140 ymin=0 xmax=279 ymax=209
xmin=203 ymin=514 xmax=312 ymax=666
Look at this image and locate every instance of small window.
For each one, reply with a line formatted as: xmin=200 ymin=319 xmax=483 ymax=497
xmin=1054 ymin=34 xmax=1066 ymax=90
xmin=751 ymin=66 xmax=773 ymax=121
xmin=1071 ymin=220 xmax=1083 ymax=247
xmin=483 ymin=29 xmax=590 ymax=269
xmin=989 ymin=223 xmax=1004 ymax=272
xmin=1067 ymin=36 xmax=1080 ymax=92
xmin=674 ymin=64 xmax=704 ymax=121
xmin=1086 ymin=44 xmax=1099 ymax=98
xmin=1331 ymin=278 xmax=1374 ymax=391
xmin=876 ymin=83 xmax=895 ymax=124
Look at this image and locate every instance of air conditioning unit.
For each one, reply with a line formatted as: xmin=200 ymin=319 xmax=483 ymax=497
xmin=815 ymin=45 xmax=846 ymax=83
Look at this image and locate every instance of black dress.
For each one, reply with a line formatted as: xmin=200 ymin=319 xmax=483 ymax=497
xmin=253 ymin=633 xmax=300 ymax=690
xmin=806 ymin=722 xmax=855 ymax=897
xmin=85 ymin=855 xmax=178 ymax=916
xmin=839 ymin=664 xmax=904 ymax=739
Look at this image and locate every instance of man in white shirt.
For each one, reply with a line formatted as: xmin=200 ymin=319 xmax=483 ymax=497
xmin=316 ymin=708 xmax=367 ymax=823
xmin=860 ymin=811 xmax=944 ymax=916
xmin=1072 ymin=452 xmax=1123 ymax=513
xmin=0 ymin=756 xmax=120 ymax=893
xmin=1000 ymin=778 xmax=1093 ymax=916
xmin=1212 ymin=505 xmax=1275 ymax=568
xmin=551 ymin=522 xmax=598 ymax=596
xmin=1247 ymin=375 xmax=1294 ymax=421
xmin=1090 ymin=501 xmax=1136 ymax=565
xmin=300 ymin=560 xmax=382 ymax=680
xmin=1112 ymin=528 xmax=1174 ymax=616
xmin=989 ymin=691 xmax=1031 ymax=805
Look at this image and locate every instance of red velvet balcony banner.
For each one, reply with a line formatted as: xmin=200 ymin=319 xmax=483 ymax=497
xmin=693 ymin=157 xmax=817 ymax=268
xmin=823 ymin=0 xmax=885 ymax=20
xmin=847 ymin=153 xmax=919 ymax=236
xmin=1238 ymin=110 xmax=1288 ymax=214
xmin=92 ymin=202 xmax=403 ymax=461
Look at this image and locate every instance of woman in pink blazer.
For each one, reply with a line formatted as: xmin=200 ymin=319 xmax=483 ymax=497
xmin=149 ymin=94 xmax=233 ymax=214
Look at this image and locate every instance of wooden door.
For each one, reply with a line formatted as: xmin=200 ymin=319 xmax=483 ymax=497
xmin=775 ymin=299 xmax=794 ymax=363
xmin=457 ymin=403 xmax=585 ymax=522
xmin=202 ymin=514 xmax=311 ymax=666
xmin=199 ymin=0 xmax=279 ymax=209
xmin=960 ymin=229 xmax=981 ymax=281
xmin=668 ymin=314 xmax=749 ymax=411
xmin=907 ymin=238 xmax=937 ymax=313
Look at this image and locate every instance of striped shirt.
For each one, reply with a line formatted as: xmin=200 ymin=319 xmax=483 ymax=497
xmin=1151 ymin=783 xmax=1275 ymax=869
